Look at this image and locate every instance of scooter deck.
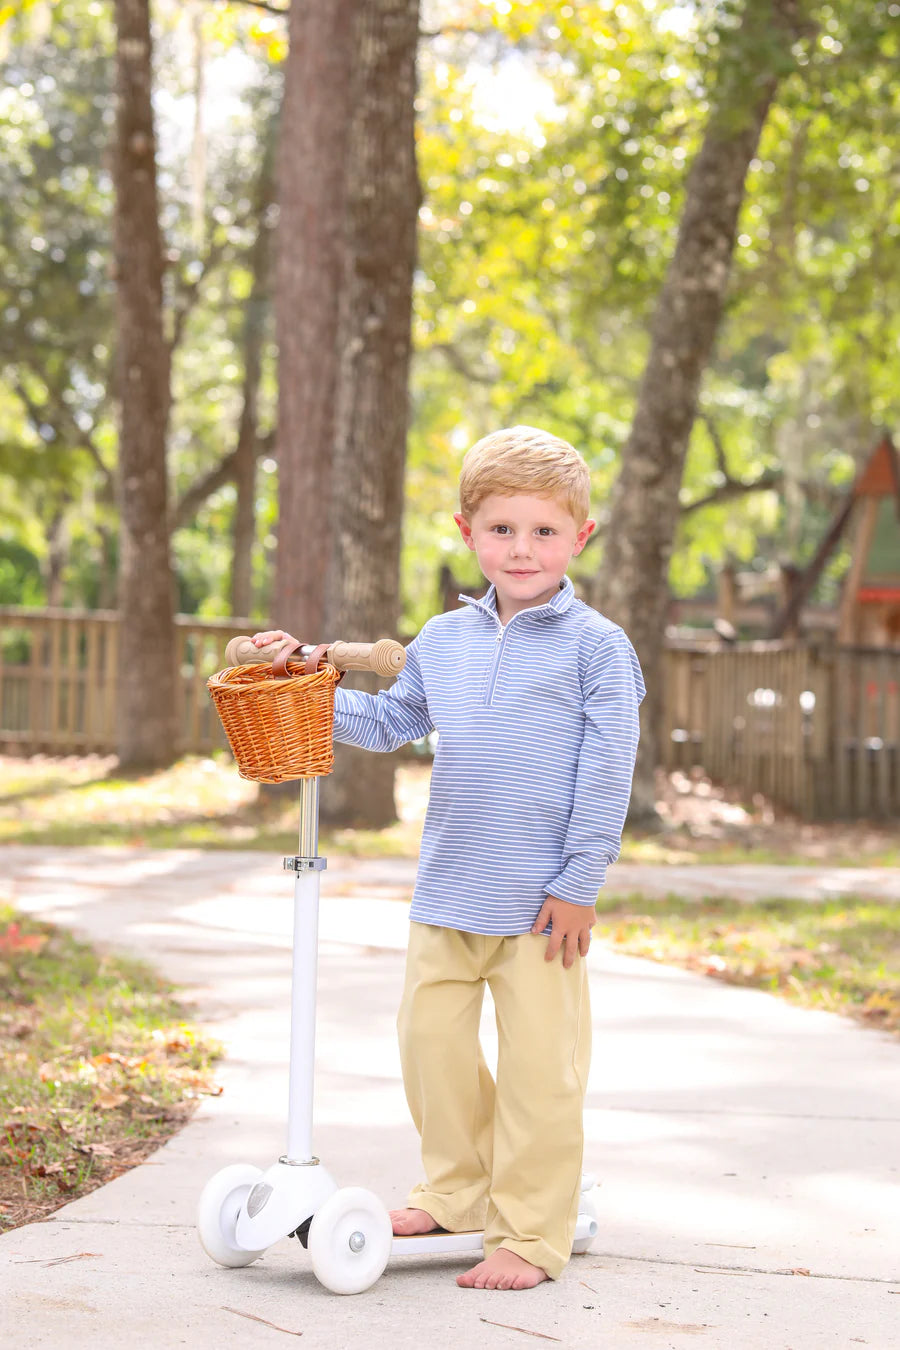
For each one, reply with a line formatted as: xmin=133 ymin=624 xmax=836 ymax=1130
xmin=389 ymin=1212 xmax=596 ymax=1259
xmin=391 ymin=1229 xmax=483 ymax=1257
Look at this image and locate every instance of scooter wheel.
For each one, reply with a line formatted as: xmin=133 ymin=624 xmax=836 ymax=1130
xmin=572 ymin=1187 xmax=600 ymax=1256
xmin=307 ymin=1186 xmax=392 ymax=1294
xmin=198 ymin=1163 xmax=267 ymax=1268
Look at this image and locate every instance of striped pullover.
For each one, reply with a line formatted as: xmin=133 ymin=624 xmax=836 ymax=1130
xmin=332 ymin=577 xmax=646 ymax=936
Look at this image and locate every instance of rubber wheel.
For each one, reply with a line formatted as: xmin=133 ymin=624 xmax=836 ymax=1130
xmin=197 ymin=1163 xmax=267 ymax=1268
xmin=307 ymin=1186 xmax=392 ymax=1294
xmin=572 ymin=1189 xmax=600 ymax=1255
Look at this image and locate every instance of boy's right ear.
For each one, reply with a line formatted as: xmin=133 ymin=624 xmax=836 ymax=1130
xmin=454 ymin=512 xmax=476 ymax=551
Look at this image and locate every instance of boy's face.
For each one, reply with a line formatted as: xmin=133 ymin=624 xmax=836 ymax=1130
xmin=454 ymin=493 xmax=595 ymax=623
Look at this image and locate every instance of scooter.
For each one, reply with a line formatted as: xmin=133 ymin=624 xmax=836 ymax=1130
xmin=197 ymin=635 xmax=600 ymax=1295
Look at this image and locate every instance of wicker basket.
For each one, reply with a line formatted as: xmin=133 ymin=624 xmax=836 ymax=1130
xmin=207 ymin=657 xmax=342 ymax=784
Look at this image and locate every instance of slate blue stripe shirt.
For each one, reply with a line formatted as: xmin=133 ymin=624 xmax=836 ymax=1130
xmin=332 ymin=577 xmax=646 ymax=936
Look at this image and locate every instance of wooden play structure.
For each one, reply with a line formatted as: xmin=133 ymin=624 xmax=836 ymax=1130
xmin=664 ymin=436 xmax=900 ymax=819
xmin=771 ymin=434 xmax=900 ymax=646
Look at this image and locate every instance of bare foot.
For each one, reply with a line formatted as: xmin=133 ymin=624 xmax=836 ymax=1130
xmin=390 ymin=1207 xmax=441 ymax=1236
xmin=457 ymin=1248 xmax=549 ymax=1290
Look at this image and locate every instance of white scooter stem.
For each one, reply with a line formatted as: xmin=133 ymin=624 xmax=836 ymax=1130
xmin=286 ymin=777 xmax=323 ymax=1163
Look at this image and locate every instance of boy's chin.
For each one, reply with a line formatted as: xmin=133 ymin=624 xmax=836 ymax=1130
xmin=496 ymin=577 xmax=561 ymax=608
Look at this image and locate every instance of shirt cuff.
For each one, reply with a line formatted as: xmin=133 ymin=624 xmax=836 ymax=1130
xmin=544 ymin=860 xmax=608 ymax=906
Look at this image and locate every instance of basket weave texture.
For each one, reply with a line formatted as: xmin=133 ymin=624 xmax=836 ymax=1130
xmin=207 ymin=660 xmax=342 ymax=783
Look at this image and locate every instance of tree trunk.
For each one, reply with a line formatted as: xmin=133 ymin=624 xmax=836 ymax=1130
xmin=230 ymin=127 xmax=277 ymax=619
xmin=230 ymin=400 xmax=258 ymax=619
xmin=593 ymin=0 xmax=808 ymax=826
xmin=44 ymin=508 xmax=68 ymax=607
xmin=319 ymin=0 xmax=420 ymax=827
xmin=112 ymin=0 xmax=177 ymax=769
xmin=272 ymin=0 xmax=356 ymax=641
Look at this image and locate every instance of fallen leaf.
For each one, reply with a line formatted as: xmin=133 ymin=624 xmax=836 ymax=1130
xmin=222 ymin=1307 xmax=302 ymax=1336
xmin=0 ymin=923 xmax=48 ymax=955
xmin=790 ymin=1267 xmax=811 ymax=1276
xmin=94 ymin=1090 xmax=129 ymax=1110
xmin=14 ymin=1252 xmax=101 ymax=1267
xmin=91 ymin=1053 xmax=147 ymax=1070
xmin=479 ymin=1319 xmax=562 ymax=1342
xmin=43 ymin=1251 xmax=101 ymax=1267
xmin=161 ymin=1036 xmax=192 ymax=1054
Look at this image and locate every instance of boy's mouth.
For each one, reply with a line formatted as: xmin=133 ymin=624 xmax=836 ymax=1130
xmin=506 ymin=570 xmax=539 ymax=577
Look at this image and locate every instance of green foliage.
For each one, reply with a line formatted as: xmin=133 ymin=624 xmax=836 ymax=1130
xmin=0 ymin=539 xmax=43 ymax=606
xmin=0 ymin=0 xmax=282 ymax=616
xmin=2 ymin=0 xmax=898 ymax=632
xmin=403 ymin=1 xmax=900 ymax=620
xmin=0 ymin=0 xmax=116 ymax=608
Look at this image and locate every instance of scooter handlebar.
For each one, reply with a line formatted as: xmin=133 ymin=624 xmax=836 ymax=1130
xmin=327 ymin=640 xmax=406 ymax=676
xmin=224 ymin=634 xmax=406 ymax=678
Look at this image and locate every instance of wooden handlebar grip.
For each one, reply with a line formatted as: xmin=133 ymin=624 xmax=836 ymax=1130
xmin=326 ymin=639 xmax=406 ymax=676
xmin=224 ymin=635 xmax=296 ymax=667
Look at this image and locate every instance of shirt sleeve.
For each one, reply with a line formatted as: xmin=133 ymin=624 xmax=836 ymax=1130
xmin=332 ymin=632 xmax=434 ymax=753
xmin=544 ymin=628 xmax=646 ymax=906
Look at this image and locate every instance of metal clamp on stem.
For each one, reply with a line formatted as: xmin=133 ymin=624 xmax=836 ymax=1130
xmin=284 ymin=857 xmax=328 ymax=873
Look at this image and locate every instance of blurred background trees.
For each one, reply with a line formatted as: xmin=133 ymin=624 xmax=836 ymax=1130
xmin=1 ymin=0 xmax=898 ymax=812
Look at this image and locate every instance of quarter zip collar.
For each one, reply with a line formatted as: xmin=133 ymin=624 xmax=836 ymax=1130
xmin=459 ymin=576 xmax=575 ymax=624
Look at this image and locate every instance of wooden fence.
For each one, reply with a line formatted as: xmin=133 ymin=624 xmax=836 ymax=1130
xmin=0 ymin=607 xmax=250 ymax=758
xmin=664 ymin=642 xmax=900 ymax=819
xmin=1 ymin=608 xmax=898 ymax=819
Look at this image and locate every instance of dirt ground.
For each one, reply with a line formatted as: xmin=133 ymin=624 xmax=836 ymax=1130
xmin=648 ymin=765 xmax=898 ymax=863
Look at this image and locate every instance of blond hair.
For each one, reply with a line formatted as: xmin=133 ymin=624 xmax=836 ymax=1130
xmin=458 ymin=426 xmax=591 ymax=523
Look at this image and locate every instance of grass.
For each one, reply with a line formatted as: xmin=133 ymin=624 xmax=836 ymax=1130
xmin=2 ymin=753 xmax=899 ymax=866
xmin=594 ymin=894 xmax=900 ymax=1036
xmin=0 ymin=904 xmax=222 ymax=1232
xmin=0 ymin=754 xmax=427 ymax=856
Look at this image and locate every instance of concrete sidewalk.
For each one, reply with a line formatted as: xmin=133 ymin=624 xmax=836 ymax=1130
xmin=2 ymin=846 xmax=899 ymax=1349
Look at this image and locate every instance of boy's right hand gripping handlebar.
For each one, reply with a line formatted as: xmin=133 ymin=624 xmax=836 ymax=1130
xmin=224 ymin=634 xmax=406 ymax=678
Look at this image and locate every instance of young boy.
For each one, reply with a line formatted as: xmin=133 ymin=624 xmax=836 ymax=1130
xmin=253 ymin=426 xmax=645 ymax=1291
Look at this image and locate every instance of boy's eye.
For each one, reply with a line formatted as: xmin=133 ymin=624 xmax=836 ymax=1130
xmin=537 ymin=527 xmax=555 ymax=537
xmin=492 ymin=525 xmax=511 ymax=534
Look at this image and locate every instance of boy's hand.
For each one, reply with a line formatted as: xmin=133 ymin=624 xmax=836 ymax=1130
xmin=531 ymin=896 xmax=595 ymax=968
xmin=251 ymin=629 xmax=297 ymax=648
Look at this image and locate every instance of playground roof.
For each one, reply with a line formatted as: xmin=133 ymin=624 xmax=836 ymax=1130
xmin=771 ymin=434 xmax=900 ymax=636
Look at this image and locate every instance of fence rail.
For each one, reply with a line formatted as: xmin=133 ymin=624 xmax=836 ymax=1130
xmin=2 ymin=608 xmax=898 ymax=819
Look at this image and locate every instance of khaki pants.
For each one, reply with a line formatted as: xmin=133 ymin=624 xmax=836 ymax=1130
xmin=397 ymin=920 xmax=592 ymax=1280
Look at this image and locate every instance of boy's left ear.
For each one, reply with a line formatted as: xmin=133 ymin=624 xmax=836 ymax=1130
xmin=573 ymin=518 xmax=597 ymax=556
